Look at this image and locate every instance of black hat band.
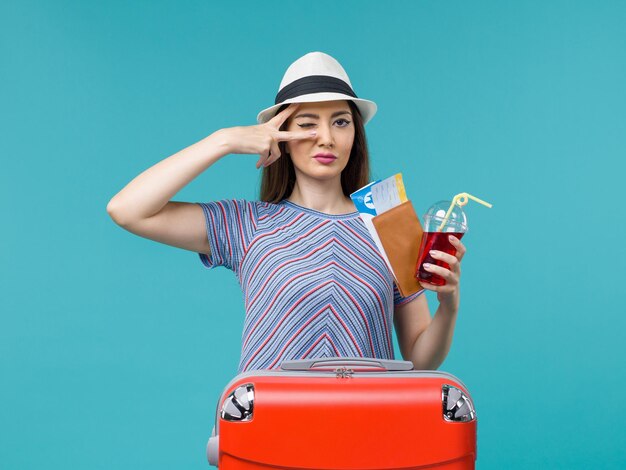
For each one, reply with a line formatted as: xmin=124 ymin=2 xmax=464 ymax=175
xmin=275 ymin=75 xmax=357 ymax=105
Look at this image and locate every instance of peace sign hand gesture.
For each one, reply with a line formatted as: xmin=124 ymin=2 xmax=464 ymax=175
xmin=220 ymin=103 xmax=318 ymax=169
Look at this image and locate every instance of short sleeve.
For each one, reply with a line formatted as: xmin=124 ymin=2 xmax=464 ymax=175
xmin=196 ymin=199 xmax=255 ymax=274
xmin=393 ymin=283 xmax=425 ymax=307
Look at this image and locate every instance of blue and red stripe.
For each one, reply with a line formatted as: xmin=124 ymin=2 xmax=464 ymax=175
xmin=197 ymin=199 xmax=424 ymax=372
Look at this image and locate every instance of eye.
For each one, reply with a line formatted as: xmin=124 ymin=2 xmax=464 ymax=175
xmin=335 ymin=118 xmax=351 ymax=127
xmin=297 ymin=122 xmax=315 ymax=128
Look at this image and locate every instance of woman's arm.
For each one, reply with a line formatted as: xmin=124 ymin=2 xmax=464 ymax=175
xmin=106 ymin=104 xmax=314 ymax=253
xmin=106 ymin=130 xmax=230 ymax=226
xmin=394 ymin=296 xmax=458 ymax=370
xmin=394 ymin=236 xmax=466 ymax=369
xmin=106 ymin=129 xmax=232 ymax=253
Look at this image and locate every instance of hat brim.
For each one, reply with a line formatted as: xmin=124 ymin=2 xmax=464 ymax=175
xmin=256 ymin=92 xmax=377 ymax=125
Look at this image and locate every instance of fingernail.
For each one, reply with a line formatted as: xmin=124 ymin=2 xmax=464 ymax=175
xmin=309 ymin=131 xmax=317 ymax=136
xmin=449 ymin=235 xmax=456 ymax=243
xmin=423 ymin=263 xmax=432 ymax=269
xmin=429 ymin=250 xmax=437 ymax=256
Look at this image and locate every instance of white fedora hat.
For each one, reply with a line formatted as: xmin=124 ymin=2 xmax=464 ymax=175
xmin=256 ymin=51 xmax=378 ymax=125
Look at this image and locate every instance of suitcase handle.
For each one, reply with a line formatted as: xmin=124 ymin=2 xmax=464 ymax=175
xmin=279 ymin=357 xmax=414 ymax=371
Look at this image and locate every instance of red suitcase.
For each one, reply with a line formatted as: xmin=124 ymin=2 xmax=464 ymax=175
xmin=207 ymin=357 xmax=477 ymax=469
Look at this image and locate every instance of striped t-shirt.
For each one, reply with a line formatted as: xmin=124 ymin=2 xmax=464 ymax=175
xmin=197 ymin=199 xmax=424 ymax=372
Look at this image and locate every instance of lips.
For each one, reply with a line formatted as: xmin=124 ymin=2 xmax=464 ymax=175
xmin=313 ymin=153 xmax=337 ymax=165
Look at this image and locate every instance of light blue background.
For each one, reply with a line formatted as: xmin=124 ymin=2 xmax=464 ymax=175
xmin=2 ymin=1 xmax=625 ymax=468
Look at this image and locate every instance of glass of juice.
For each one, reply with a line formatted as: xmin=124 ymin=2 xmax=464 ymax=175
xmin=416 ymin=201 xmax=468 ymax=286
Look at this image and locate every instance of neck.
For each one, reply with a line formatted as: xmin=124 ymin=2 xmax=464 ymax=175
xmin=287 ymin=173 xmax=356 ymax=215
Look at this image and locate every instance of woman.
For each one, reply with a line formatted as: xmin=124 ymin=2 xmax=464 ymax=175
xmin=107 ymin=52 xmax=465 ymax=372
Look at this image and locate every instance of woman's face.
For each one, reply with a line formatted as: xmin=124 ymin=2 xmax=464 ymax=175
xmin=284 ymin=100 xmax=355 ymax=182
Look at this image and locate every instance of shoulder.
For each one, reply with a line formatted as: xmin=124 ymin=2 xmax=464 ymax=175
xmin=254 ymin=199 xmax=297 ymax=220
xmin=200 ymin=199 xmax=264 ymax=214
xmin=207 ymin=199 xmax=292 ymax=225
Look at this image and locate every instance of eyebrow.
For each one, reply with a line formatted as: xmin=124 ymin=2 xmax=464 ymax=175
xmin=293 ymin=111 xmax=352 ymax=119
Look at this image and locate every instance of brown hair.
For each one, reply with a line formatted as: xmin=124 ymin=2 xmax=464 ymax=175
xmin=259 ymin=100 xmax=370 ymax=203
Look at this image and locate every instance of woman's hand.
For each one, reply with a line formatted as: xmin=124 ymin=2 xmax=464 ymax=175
xmin=218 ymin=103 xmax=317 ymax=169
xmin=420 ymin=235 xmax=467 ymax=312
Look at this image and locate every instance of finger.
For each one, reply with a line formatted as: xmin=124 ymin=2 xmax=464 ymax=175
xmin=422 ymin=263 xmax=457 ymax=284
xmin=256 ymin=148 xmax=270 ymax=169
xmin=268 ymin=103 xmax=300 ymax=128
xmin=419 ymin=281 xmax=458 ymax=296
xmin=429 ymin=250 xmax=459 ymax=269
xmin=275 ymin=130 xmax=317 ymax=142
xmin=264 ymin=142 xmax=281 ymax=167
xmin=418 ymin=281 xmax=443 ymax=293
xmin=449 ymin=235 xmax=467 ymax=261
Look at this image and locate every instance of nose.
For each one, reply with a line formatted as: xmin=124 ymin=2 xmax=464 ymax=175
xmin=315 ymin=122 xmax=334 ymax=148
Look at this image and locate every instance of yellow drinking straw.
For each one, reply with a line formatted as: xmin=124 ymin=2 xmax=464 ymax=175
xmin=437 ymin=192 xmax=493 ymax=232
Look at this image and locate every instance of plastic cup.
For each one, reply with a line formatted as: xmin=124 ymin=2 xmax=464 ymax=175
xmin=415 ymin=201 xmax=468 ymax=286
